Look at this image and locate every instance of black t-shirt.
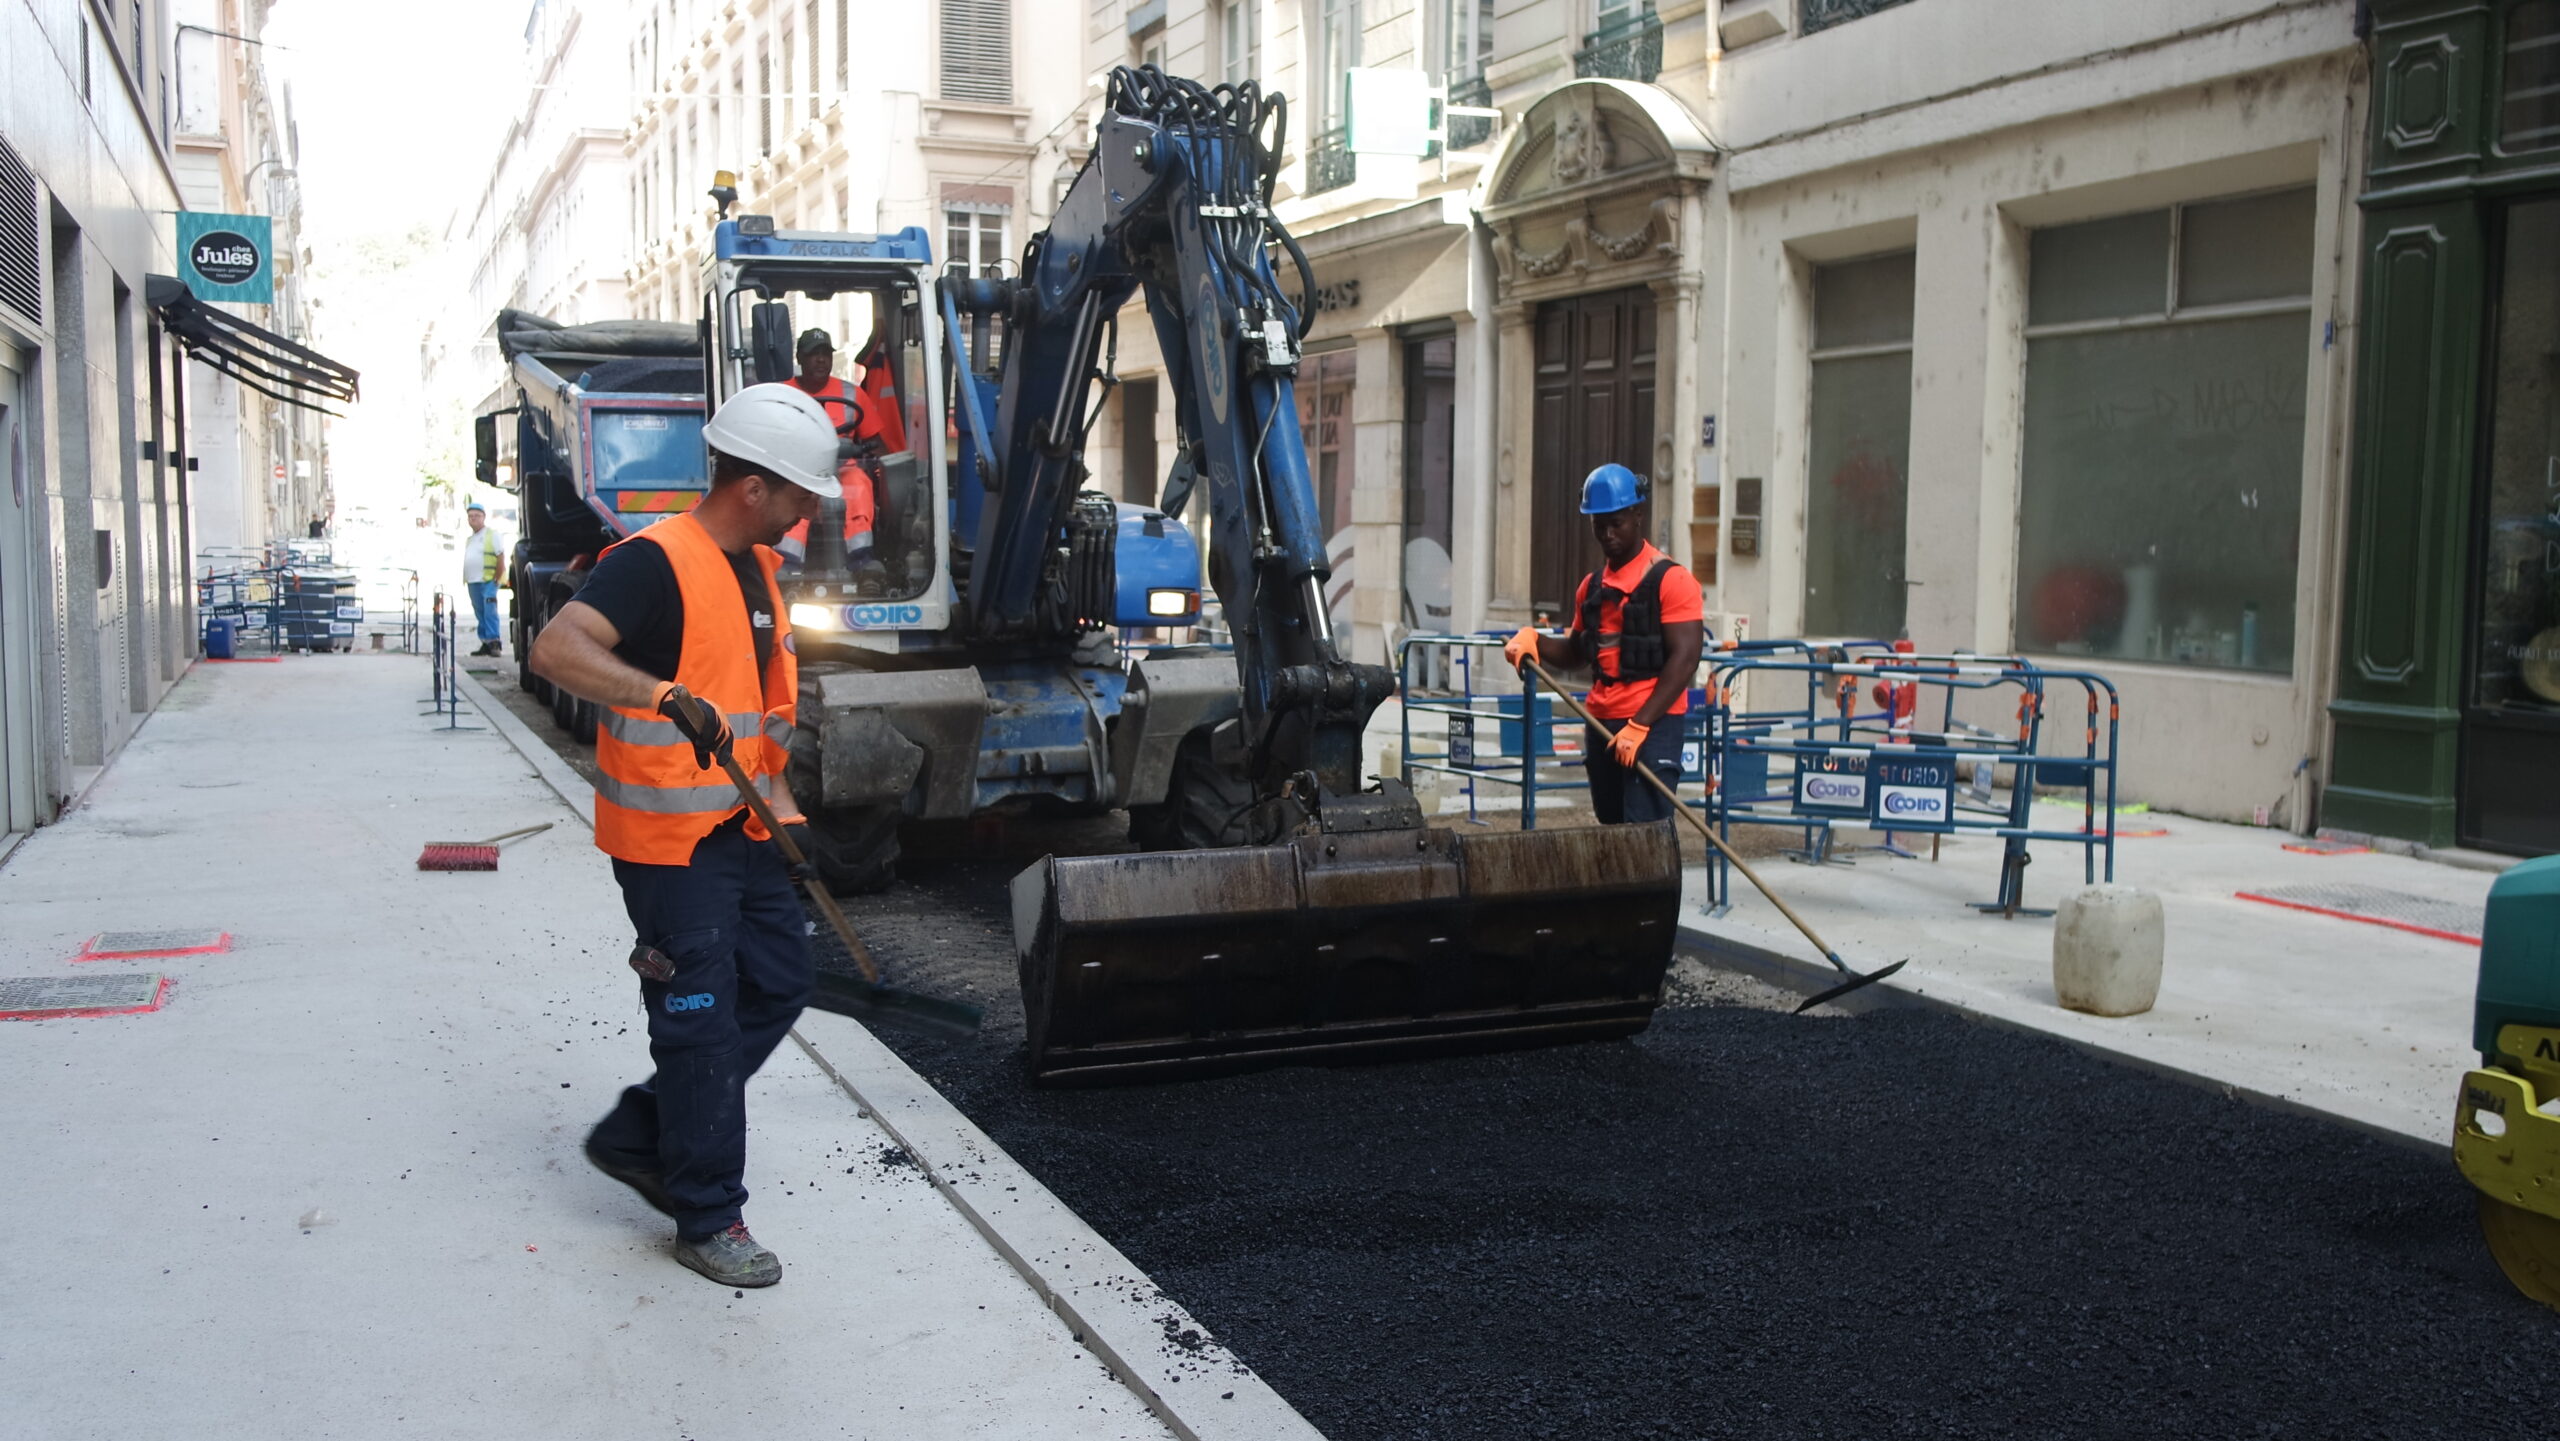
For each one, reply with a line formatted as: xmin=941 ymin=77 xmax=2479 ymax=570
xmin=573 ymin=538 xmax=776 ymax=684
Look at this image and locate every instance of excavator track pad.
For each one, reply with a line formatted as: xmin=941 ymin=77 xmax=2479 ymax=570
xmin=1013 ymin=818 xmax=1683 ymax=1084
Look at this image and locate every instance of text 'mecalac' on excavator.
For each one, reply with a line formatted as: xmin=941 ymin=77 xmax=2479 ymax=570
xmin=678 ymin=67 xmax=1683 ymax=1083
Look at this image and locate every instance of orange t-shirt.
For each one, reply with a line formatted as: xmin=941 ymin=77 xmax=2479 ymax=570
xmin=1570 ymin=541 xmax=1705 ymax=721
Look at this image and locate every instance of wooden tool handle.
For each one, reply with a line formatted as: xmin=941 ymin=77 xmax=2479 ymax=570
xmin=711 ymin=743 xmax=884 ymax=985
xmin=1523 ymin=658 xmax=1850 ymax=972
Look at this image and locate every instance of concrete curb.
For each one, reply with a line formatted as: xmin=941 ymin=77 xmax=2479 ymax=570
xmin=1676 ymin=918 xmax=2449 ymax=1159
xmin=458 ymin=656 xmax=1323 ymax=1441
xmin=450 ymin=663 xmax=594 ymax=830
xmin=791 ymin=1018 xmax=1327 ymax=1441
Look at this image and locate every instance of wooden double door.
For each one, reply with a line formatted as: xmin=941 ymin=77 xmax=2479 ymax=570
xmin=1530 ymin=285 xmax=1656 ymax=619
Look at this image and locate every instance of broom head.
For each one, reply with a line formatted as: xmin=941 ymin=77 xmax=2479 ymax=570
xmin=417 ymin=842 xmax=502 ymax=871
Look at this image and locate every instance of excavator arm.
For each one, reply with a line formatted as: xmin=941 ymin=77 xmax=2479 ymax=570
xmin=962 ymin=69 xmax=1390 ymax=809
xmin=972 ymin=69 xmax=1686 ymax=1084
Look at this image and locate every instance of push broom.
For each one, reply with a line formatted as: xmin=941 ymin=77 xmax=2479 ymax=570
xmin=416 ymin=823 xmax=554 ymax=872
xmin=1521 ymin=659 xmax=1906 ymax=1013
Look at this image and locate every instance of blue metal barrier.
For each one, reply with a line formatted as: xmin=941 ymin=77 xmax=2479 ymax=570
xmin=1699 ymin=649 xmax=2119 ymax=918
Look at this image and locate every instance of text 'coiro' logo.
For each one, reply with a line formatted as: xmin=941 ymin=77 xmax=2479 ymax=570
xmin=1803 ymin=776 xmax=1863 ymax=801
xmin=1879 ymin=786 xmax=1948 ymax=818
xmin=848 ymin=603 xmax=925 ymax=628
xmin=190 ymin=231 xmax=262 ymax=286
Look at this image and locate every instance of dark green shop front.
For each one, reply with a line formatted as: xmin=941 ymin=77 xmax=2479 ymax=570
xmin=2335 ymin=0 xmax=2560 ymax=852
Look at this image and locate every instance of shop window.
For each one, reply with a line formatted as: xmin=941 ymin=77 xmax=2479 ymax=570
xmin=1806 ymin=251 xmax=1914 ymax=639
xmin=1298 ymin=347 xmax=1359 ymax=618
xmin=2015 ymin=187 xmax=2316 ymax=673
xmin=2504 ymin=0 xmax=2560 ymax=153
xmin=1401 ymin=334 xmax=1457 ymax=637
xmin=2472 ymin=197 xmax=2560 ymax=716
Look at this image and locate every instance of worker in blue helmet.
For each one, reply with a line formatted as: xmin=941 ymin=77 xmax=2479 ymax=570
xmin=1502 ymin=463 xmax=1706 ymax=825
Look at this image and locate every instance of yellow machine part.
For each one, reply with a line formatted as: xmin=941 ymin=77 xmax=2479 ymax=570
xmin=2453 ymin=1030 xmax=2560 ymax=1310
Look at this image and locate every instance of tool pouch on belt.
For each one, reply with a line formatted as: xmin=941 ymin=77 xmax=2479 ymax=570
xmin=1575 ymin=558 xmax=1674 ymax=678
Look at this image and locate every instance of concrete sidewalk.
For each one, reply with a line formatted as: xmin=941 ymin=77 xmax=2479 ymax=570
xmin=0 ymin=656 xmax=1271 ymax=1440
xmin=1679 ymin=806 xmax=2499 ymax=1148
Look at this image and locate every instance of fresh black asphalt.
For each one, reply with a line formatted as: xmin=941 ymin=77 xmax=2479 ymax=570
xmin=814 ymin=826 xmax=2554 ymax=1441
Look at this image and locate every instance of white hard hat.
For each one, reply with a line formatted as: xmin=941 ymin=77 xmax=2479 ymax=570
xmin=702 ymin=382 xmax=841 ymax=498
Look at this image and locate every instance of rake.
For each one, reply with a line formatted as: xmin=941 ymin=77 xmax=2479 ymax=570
xmin=416 ymin=823 xmax=554 ymax=872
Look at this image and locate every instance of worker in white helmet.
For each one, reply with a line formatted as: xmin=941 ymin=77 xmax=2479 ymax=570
xmin=528 ymin=382 xmax=839 ymax=1289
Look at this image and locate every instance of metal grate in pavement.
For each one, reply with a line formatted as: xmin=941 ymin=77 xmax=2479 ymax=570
xmin=77 ymin=930 xmax=230 ymax=960
xmin=0 ymin=974 xmax=169 ymax=1019
xmin=2235 ymin=884 xmax=2482 ymax=944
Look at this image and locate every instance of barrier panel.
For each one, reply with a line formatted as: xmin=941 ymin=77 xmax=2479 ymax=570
xmin=1700 ymin=646 xmax=2120 ymax=918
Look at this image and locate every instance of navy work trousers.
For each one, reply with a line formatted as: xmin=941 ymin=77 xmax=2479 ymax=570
xmin=1582 ymin=719 xmax=1687 ymax=825
xmin=588 ymin=815 xmax=813 ymax=1241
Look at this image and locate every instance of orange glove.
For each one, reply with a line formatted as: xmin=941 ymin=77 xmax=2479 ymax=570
xmin=1610 ymin=720 xmax=1650 ymax=768
xmin=1502 ymin=625 xmax=1542 ymax=671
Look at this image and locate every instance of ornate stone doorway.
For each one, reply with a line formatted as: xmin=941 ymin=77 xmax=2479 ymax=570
xmin=1476 ymin=80 xmax=1714 ymax=620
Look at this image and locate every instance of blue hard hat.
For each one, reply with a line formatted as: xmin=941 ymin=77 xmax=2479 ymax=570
xmin=1579 ymin=463 xmax=1648 ymax=516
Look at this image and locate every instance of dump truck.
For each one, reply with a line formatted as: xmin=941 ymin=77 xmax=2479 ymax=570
xmin=483 ymin=65 xmax=1687 ymax=1083
xmin=474 ymin=311 xmax=707 ymax=745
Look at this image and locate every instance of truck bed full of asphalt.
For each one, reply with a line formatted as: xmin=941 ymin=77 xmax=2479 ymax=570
xmin=812 ymin=827 xmax=2554 ymax=1441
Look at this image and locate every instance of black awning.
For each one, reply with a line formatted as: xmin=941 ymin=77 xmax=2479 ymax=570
xmin=147 ymin=274 xmax=360 ymax=415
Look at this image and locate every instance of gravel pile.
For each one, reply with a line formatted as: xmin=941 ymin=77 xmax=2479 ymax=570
xmin=818 ymin=839 xmax=2548 ymax=1440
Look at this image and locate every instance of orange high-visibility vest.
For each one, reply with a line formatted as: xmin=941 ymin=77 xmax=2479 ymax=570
xmin=784 ymin=374 xmax=876 ymax=547
xmin=591 ymin=512 xmax=798 ymax=865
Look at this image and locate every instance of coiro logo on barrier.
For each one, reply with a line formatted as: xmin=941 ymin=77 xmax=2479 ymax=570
xmin=847 ymin=603 xmax=926 ymax=628
xmin=1798 ymin=771 xmax=1867 ymax=808
xmin=1877 ymin=784 xmax=1949 ymax=821
xmin=663 ymin=992 xmax=717 ymax=1013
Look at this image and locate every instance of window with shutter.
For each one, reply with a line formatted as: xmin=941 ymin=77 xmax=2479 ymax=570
xmin=0 ymin=137 xmax=38 ymax=327
xmin=836 ymin=0 xmax=850 ymax=86
xmin=940 ymin=0 xmax=1013 ymax=104
xmin=758 ymin=43 xmax=773 ymax=154
xmin=806 ymin=0 xmax=822 ymax=119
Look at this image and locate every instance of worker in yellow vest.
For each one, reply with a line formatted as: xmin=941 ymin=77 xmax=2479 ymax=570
xmin=528 ymin=382 xmax=838 ymax=1289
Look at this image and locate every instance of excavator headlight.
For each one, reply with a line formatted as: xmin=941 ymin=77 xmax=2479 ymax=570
xmin=1146 ymin=588 xmax=1197 ymax=618
xmin=788 ymin=602 xmax=844 ymax=631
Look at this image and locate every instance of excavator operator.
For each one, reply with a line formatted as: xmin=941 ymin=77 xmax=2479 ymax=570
xmin=779 ymin=327 xmax=888 ymax=591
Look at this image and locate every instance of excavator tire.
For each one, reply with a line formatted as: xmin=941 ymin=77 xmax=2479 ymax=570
xmin=787 ymin=719 xmax=901 ymax=894
xmin=1128 ymin=731 xmax=1255 ymax=851
xmin=802 ymin=806 xmax=901 ymax=895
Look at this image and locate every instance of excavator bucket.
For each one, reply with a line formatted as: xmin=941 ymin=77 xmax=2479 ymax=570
xmin=1012 ymin=819 xmax=1684 ymax=1084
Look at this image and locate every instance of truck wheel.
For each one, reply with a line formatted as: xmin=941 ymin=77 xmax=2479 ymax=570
xmin=800 ymin=806 xmax=900 ymax=894
xmin=570 ymin=694 xmax=599 ymax=747
xmin=550 ymin=675 xmax=577 ymax=734
xmin=1129 ymin=732 xmax=1256 ymax=850
xmin=516 ymin=610 xmax=538 ymax=694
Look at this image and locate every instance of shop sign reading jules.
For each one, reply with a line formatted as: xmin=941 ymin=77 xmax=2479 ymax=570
xmin=176 ymin=212 xmax=273 ymax=304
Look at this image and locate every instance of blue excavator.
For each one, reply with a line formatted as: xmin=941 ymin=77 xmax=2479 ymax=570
xmin=550 ymin=67 xmax=1686 ymax=1082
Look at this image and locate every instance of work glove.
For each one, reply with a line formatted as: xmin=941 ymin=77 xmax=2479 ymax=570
xmin=1609 ymin=720 xmax=1651 ymax=769
xmin=652 ymin=682 xmax=732 ymax=770
xmin=779 ymin=820 xmax=816 ymax=886
xmin=1502 ymin=625 xmax=1542 ymax=672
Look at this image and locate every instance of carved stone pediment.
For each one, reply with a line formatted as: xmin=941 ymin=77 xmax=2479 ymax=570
xmin=1478 ymin=79 xmax=1714 ymax=222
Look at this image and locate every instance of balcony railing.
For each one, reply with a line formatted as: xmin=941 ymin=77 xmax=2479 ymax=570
xmin=1574 ymin=11 xmax=1663 ymax=84
xmin=1801 ymin=0 xmax=1917 ymax=36
xmin=1307 ymin=125 xmax=1357 ymax=195
xmin=1445 ymin=74 xmax=1495 ymax=152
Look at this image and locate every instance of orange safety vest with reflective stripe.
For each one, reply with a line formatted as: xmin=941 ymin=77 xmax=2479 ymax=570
xmin=590 ymin=512 xmax=798 ymax=865
xmin=782 ymin=374 xmax=876 ymax=552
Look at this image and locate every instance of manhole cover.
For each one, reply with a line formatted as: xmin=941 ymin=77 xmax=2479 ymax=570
xmin=2235 ymin=885 xmax=2482 ymax=944
xmin=0 ymin=974 xmax=169 ymax=1018
xmin=78 ymin=930 xmax=230 ymax=960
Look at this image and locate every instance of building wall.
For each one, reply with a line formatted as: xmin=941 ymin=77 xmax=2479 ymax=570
xmin=0 ymin=0 xmax=201 ymax=830
xmin=1702 ymin=0 xmax=2366 ymax=823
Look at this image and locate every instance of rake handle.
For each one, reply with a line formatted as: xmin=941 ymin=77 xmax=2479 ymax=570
xmin=706 ymin=740 xmax=884 ymax=986
xmin=1523 ymin=658 xmax=1854 ymax=976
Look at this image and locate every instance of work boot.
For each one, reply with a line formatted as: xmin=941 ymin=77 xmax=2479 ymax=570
xmin=583 ymin=1137 xmax=676 ymax=1219
xmin=673 ymin=1223 xmax=781 ymax=1288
